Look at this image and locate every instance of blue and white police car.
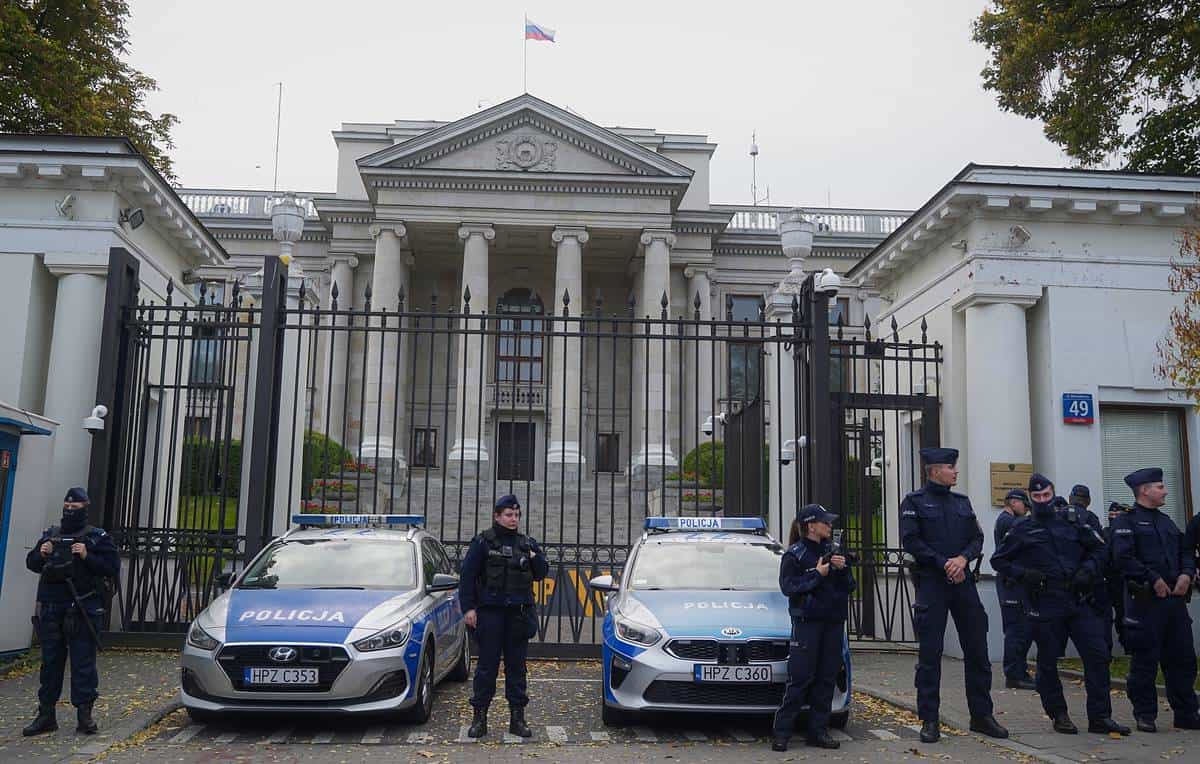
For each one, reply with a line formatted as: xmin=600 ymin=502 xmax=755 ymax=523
xmin=591 ymin=517 xmax=851 ymax=726
xmin=181 ymin=514 xmax=469 ymax=723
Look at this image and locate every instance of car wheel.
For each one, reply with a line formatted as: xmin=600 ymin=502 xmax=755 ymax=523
xmin=186 ymin=706 xmax=220 ymax=724
xmin=600 ymin=680 xmax=633 ymax=727
xmin=448 ymin=632 xmax=471 ymax=682
xmin=401 ymin=647 xmax=435 ymax=723
xmin=829 ymin=708 xmax=850 ymax=729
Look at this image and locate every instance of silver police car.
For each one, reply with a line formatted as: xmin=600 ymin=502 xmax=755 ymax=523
xmin=181 ymin=514 xmax=469 ymax=722
xmin=591 ymin=517 xmax=851 ymax=726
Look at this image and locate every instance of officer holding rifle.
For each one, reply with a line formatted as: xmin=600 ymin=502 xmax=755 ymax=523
xmin=23 ymin=487 xmax=119 ymax=736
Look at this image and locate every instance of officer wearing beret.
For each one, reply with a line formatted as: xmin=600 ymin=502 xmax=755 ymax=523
xmin=1109 ymin=468 xmax=1200 ymax=732
xmin=900 ymin=447 xmax=1007 ymax=743
xmin=992 ymin=474 xmax=1129 ymax=736
xmin=994 ymin=488 xmax=1035 ymax=690
xmin=459 ymin=494 xmax=548 ymax=738
xmin=1066 ymin=485 xmax=1116 ymax=651
xmin=771 ymin=504 xmax=855 ymax=752
xmin=23 ymin=487 xmax=119 ymax=736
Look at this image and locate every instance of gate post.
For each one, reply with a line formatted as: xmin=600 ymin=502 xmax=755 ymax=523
xmin=243 ymin=257 xmax=287 ymax=558
xmin=807 ymin=276 xmax=836 ymax=512
xmin=87 ymin=248 xmax=140 ymax=530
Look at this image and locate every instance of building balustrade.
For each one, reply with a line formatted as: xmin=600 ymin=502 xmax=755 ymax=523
xmin=717 ymin=205 xmax=911 ymax=237
xmin=486 ymin=382 xmax=548 ymax=411
xmin=179 ymin=189 xmax=321 ymax=219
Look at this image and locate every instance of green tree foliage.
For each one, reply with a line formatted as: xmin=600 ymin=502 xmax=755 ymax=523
xmin=1157 ymin=228 xmax=1200 ymax=399
xmin=0 ymin=0 xmax=178 ymax=178
xmin=682 ymin=441 xmax=725 ymax=489
xmin=973 ymin=1 xmax=1200 ymax=173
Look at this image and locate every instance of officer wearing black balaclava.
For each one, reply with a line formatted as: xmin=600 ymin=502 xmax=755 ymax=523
xmin=23 ymin=487 xmax=119 ymax=736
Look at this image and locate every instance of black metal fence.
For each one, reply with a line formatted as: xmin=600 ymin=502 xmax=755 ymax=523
xmin=89 ymin=249 xmax=941 ymax=649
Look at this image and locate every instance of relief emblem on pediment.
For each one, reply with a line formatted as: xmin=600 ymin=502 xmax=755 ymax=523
xmin=496 ymin=135 xmax=557 ymax=171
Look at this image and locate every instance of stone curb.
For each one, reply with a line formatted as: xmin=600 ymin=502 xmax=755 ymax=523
xmin=853 ymin=683 xmax=1078 ymax=764
xmin=52 ymin=696 xmax=182 ymax=764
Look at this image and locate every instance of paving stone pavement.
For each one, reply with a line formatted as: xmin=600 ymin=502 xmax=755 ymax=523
xmin=853 ymin=651 xmax=1198 ymax=763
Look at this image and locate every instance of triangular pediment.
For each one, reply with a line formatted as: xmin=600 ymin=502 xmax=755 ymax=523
xmin=357 ymin=94 xmax=693 ymax=179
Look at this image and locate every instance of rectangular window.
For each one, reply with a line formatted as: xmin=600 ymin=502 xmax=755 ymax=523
xmin=829 ymin=297 xmax=850 ymax=326
xmin=1099 ymin=406 xmax=1192 ymax=526
xmin=596 ymin=433 xmax=620 ymax=473
xmin=411 ymin=428 xmax=438 ymax=468
xmin=726 ymin=295 xmax=763 ymax=402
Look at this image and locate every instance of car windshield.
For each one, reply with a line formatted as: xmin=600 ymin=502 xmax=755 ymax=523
xmin=237 ymin=539 xmax=417 ymax=590
xmin=627 ymin=541 xmax=783 ymax=590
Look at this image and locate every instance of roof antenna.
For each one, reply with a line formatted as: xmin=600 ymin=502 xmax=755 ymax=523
xmin=750 ymin=132 xmax=769 ymax=206
xmin=272 ymin=82 xmax=283 ymax=192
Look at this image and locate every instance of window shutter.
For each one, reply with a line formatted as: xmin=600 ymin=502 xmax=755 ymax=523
xmin=1099 ymin=408 xmax=1188 ymax=528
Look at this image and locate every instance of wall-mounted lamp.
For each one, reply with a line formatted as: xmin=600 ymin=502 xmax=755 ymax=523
xmin=119 ymin=207 xmax=145 ymax=230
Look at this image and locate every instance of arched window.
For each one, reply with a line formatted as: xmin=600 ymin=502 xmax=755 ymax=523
xmin=496 ymin=288 xmax=545 ymax=383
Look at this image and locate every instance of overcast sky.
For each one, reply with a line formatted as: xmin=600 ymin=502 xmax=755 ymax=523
xmin=126 ymin=0 xmax=1069 ymax=210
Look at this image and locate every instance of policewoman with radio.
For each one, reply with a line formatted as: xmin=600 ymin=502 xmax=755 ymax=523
xmin=459 ymin=494 xmax=548 ymax=739
xmin=23 ymin=487 xmax=119 ymax=736
xmin=771 ymin=503 xmax=854 ymax=752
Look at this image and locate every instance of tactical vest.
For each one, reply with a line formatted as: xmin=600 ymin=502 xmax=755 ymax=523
xmin=481 ymin=528 xmax=534 ymax=596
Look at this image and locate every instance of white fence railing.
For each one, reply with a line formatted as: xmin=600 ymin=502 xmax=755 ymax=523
xmin=720 ymin=206 xmax=911 ymax=236
xmin=178 ymin=189 xmax=321 ymax=219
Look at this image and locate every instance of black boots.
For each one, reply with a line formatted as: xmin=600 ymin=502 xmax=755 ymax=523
xmin=1135 ymin=716 xmax=1157 ymax=733
xmin=806 ymin=730 xmax=840 ymax=749
xmin=771 ymin=736 xmax=789 ymax=751
xmin=1174 ymin=714 xmax=1200 ymax=730
xmin=919 ymin=719 xmax=940 ymax=743
xmin=970 ymin=714 xmax=1009 ymax=738
xmin=1051 ymin=713 xmax=1078 ymax=734
xmin=1005 ymin=677 xmax=1037 ymax=690
xmin=509 ymin=707 xmax=532 ymax=738
xmin=76 ymin=703 xmax=98 ymax=735
xmin=467 ymin=706 xmax=487 ymax=738
xmin=22 ymin=706 xmax=57 ymax=736
xmin=1088 ymin=717 xmax=1131 ymax=735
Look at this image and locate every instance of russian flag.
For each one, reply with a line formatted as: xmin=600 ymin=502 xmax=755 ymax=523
xmin=525 ymin=18 xmax=555 ymax=42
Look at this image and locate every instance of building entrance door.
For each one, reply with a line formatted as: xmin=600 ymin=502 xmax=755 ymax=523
xmin=497 ymin=422 xmax=536 ymax=481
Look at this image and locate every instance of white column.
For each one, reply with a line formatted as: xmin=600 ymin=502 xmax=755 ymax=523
xmin=325 ymin=255 xmax=357 ymax=448
xmin=42 ymin=262 xmax=108 ymax=520
xmin=633 ymin=230 xmax=677 ymax=477
xmin=362 ymin=224 xmax=407 ymax=483
xmin=684 ymin=266 xmax=714 ymax=449
xmin=272 ymin=272 xmax=315 ymax=533
xmin=547 ymin=227 xmax=588 ymax=480
xmin=447 ymin=223 xmax=494 ymax=478
xmin=952 ymin=283 xmax=1041 ymax=546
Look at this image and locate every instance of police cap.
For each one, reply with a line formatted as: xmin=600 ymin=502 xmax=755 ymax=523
xmin=1123 ymin=467 xmax=1163 ymax=491
xmin=919 ymin=447 xmax=958 ymax=466
xmin=1069 ymin=484 xmax=1090 ymax=500
xmin=64 ymin=486 xmax=89 ymax=504
xmin=494 ymin=494 xmax=521 ymax=512
xmin=1027 ymin=473 xmax=1053 ymax=493
xmin=1004 ymin=488 xmax=1029 ymax=504
xmin=797 ymin=503 xmax=839 ymax=526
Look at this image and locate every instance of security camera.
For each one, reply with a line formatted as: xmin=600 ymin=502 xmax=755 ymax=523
xmin=1009 ymin=225 xmax=1031 ymax=246
xmin=702 ymin=416 xmax=714 ymax=437
xmin=56 ymin=193 xmax=75 ymax=219
xmin=816 ymin=268 xmax=841 ymax=298
xmin=119 ymin=207 xmax=145 ymax=230
xmin=780 ymin=436 xmax=808 ymax=466
xmin=82 ymin=404 xmax=108 ymax=433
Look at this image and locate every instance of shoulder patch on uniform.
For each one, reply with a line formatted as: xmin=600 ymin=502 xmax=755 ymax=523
xmin=902 ymin=510 xmax=918 ymax=517
xmin=1114 ymin=528 xmax=1133 ymax=535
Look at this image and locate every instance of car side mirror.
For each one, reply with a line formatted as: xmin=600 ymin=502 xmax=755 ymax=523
xmin=588 ymin=574 xmax=619 ymax=592
xmin=215 ymin=571 xmax=233 ymax=591
xmin=427 ymin=573 xmax=459 ymax=593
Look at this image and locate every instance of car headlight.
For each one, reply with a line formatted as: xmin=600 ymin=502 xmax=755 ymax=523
xmin=614 ymin=613 xmax=661 ymax=646
xmin=353 ymin=620 xmax=411 ymax=652
xmin=187 ymin=622 xmax=220 ymax=651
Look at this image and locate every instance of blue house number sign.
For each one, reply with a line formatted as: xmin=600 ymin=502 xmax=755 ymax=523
xmin=1062 ymin=393 xmax=1094 ymax=424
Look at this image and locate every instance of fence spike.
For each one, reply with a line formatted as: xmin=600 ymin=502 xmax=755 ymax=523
xmin=364 ymin=281 xmax=372 ymax=310
xmin=864 ymin=313 xmax=872 ymax=341
xmin=198 ymin=281 xmax=207 ymax=301
xmin=693 ymin=291 xmax=702 ymax=310
xmin=463 ymin=284 xmax=472 ymax=311
xmin=920 ymin=315 xmax=928 ymax=343
xmin=890 ymin=315 xmax=899 ymax=341
xmin=398 ymin=283 xmax=406 ymax=310
xmin=836 ymin=313 xmax=844 ymax=340
xmin=562 ymin=288 xmax=571 ymax=309
xmin=627 ymin=291 xmax=637 ymax=312
xmin=790 ymin=294 xmax=800 ymax=316
xmin=330 ymin=281 xmax=339 ymax=311
xmin=166 ymin=279 xmax=174 ymax=304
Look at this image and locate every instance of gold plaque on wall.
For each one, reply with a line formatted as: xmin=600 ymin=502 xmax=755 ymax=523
xmin=990 ymin=462 xmax=1034 ymax=506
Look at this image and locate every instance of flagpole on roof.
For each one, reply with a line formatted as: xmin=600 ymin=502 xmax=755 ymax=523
xmin=523 ymin=14 xmax=528 ymax=92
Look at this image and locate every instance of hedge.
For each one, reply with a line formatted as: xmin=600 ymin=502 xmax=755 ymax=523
xmin=179 ymin=430 xmax=353 ymax=500
xmin=681 ymin=441 xmax=725 ymax=489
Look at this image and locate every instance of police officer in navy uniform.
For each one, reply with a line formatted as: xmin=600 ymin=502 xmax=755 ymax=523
xmin=771 ymin=504 xmax=855 ymax=752
xmin=1186 ymin=510 xmax=1200 ymax=595
xmin=23 ymin=488 xmax=119 ymax=736
xmin=1110 ymin=467 xmax=1200 ymax=733
xmin=1066 ymin=484 xmax=1116 ymax=651
xmin=459 ymin=494 xmax=548 ymax=739
xmin=994 ymin=488 xmax=1035 ymax=690
xmin=900 ymin=447 xmax=1007 ymax=743
xmin=992 ymin=474 xmax=1130 ymax=736
xmin=1106 ymin=500 xmax=1133 ymax=651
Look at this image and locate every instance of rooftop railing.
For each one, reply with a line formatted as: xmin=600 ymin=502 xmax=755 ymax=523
xmin=178 ymin=189 xmax=322 ymax=220
xmin=716 ymin=205 xmax=911 ymax=236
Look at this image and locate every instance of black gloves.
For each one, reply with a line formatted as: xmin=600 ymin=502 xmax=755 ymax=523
xmin=1072 ymin=568 xmax=1095 ymax=590
xmin=1021 ymin=568 xmax=1047 ymax=587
